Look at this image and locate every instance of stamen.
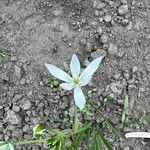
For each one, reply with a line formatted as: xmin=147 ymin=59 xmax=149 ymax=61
xmin=73 ymin=78 xmax=80 ymax=85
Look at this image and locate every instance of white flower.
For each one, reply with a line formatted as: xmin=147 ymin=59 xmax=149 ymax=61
xmin=45 ymin=54 xmax=102 ymax=110
xmin=125 ymin=132 xmax=150 ymax=139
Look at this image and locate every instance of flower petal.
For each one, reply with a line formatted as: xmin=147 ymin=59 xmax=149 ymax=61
xmin=70 ymin=54 xmax=80 ymax=78
xmin=45 ymin=63 xmax=72 ymax=82
xmin=0 ymin=143 xmax=15 ymax=150
xmin=74 ymin=87 xmax=86 ymax=110
xmin=60 ymin=82 xmax=74 ymax=90
xmin=125 ymin=132 xmax=150 ymax=139
xmin=8 ymin=144 xmax=15 ymax=150
xmin=80 ymin=57 xmax=102 ymax=82
xmin=79 ymin=75 xmax=92 ymax=87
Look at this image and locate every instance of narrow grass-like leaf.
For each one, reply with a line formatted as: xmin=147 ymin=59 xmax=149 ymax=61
xmin=69 ymin=130 xmax=86 ymax=150
xmin=74 ymin=122 xmax=91 ymax=134
xmin=122 ymin=95 xmax=129 ymax=123
xmin=124 ymin=95 xmax=129 ymax=111
xmin=94 ymin=131 xmax=100 ymax=150
xmin=106 ymin=92 xmax=116 ymax=101
xmin=86 ymin=129 xmax=92 ymax=150
xmin=96 ymin=109 xmax=121 ymax=138
xmin=96 ymin=130 xmax=104 ymax=150
xmin=90 ymin=129 xmax=97 ymax=150
xmin=98 ymin=129 xmax=113 ymax=150
xmin=0 ymin=51 xmax=11 ymax=59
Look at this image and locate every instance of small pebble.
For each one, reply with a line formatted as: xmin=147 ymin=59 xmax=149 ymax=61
xmin=93 ymin=1 xmax=106 ymax=9
xmin=97 ymin=26 xmax=103 ymax=35
xmin=132 ymin=66 xmax=138 ymax=73
xmin=104 ymin=15 xmax=112 ymax=23
xmin=101 ymin=35 xmax=108 ymax=44
xmin=118 ymin=5 xmax=129 ymax=15
xmin=21 ymin=100 xmax=31 ymax=110
xmin=108 ymin=43 xmax=118 ymax=55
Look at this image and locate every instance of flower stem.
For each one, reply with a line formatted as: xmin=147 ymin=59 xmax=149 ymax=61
xmin=73 ymin=105 xmax=79 ymax=133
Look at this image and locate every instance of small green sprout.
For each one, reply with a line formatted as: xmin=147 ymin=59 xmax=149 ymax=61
xmin=82 ymin=102 xmax=93 ymax=114
xmin=104 ymin=92 xmax=116 ymax=102
xmin=63 ymin=62 xmax=70 ymax=72
xmin=48 ymin=79 xmax=60 ymax=88
xmin=0 ymin=51 xmax=11 ymax=59
xmin=33 ymin=124 xmax=46 ymax=138
xmin=129 ymin=122 xmax=140 ymax=130
xmin=142 ymin=115 xmax=150 ymax=123
xmin=122 ymin=95 xmax=129 ymax=123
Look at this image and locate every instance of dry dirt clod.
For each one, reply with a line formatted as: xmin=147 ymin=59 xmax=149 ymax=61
xmin=0 ymin=0 xmax=150 ymax=149
xmin=6 ymin=110 xmax=20 ymax=125
xmin=108 ymin=43 xmax=118 ymax=55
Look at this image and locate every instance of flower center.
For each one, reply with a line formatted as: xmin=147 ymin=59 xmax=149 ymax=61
xmin=73 ymin=78 xmax=80 ymax=85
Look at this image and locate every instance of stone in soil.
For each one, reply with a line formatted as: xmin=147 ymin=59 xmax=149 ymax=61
xmin=93 ymin=1 xmax=106 ymax=10
xmin=100 ymin=35 xmax=109 ymax=44
xmin=104 ymin=15 xmax=112 ymax=23
xmin=21 ymin=99 xmax=32 ymax=110
xmin=118 ymin=5 xmax=129 ymax=15
xmin=97 ymin=26 xmax=103 ymax=35
xmin=14 ymin=65 xmax=22 ymax=79
xmin=108 ymin=43 xmax=118 ymax=55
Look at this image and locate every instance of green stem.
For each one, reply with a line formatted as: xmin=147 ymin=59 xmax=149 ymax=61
xmin=73 ymin=105 xmax=80 ymax=133
xmin=11 ymin=137 xmax=51 ymax=146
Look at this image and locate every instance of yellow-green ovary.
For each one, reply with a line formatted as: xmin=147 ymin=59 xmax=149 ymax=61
xmin=73 ymin=78 xmax=80 ymax=85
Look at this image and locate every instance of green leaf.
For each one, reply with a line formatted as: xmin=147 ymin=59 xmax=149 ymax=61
xmin=0 ymin=51 xmax=11 ymax=59
xmin=143 ymin=115 xmax=150 ymax=123
xmin=124 ymin=95 xmax=129 ymax=111
xmin=81 ymin=102 xmax=93 ymax=113
xmin=93 ymin=130 xmax=100 ymax=150
xmin=74 ymin=122 xmax=91 ymax=134
xmin=47 ymin=135 xmax=68 ymax=150
xmin=122 ymin=95 xmax=129 ymax=123
xmin=33 ymin=124 xmax=46 ymax=138
xmin=86 ymin=129 xmax=92 ymax=150
xmin=96 ymin=131 xmax=104 ymax=150
xmin=106 ymin=92 xmax=116 ymax=101
xmin=98 ymin=129 xmax=113 ymax=150
xmin=69 ymin=130 xmax=86 ymax=150
xmin=48 ymin=80 xmax=59 ymax=88
xmin=96 ymin=109 xmax=121 ymax=138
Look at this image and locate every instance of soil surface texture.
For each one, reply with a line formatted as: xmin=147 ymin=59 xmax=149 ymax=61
xmin=0 ymin=0 xmax=150 ymax=149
